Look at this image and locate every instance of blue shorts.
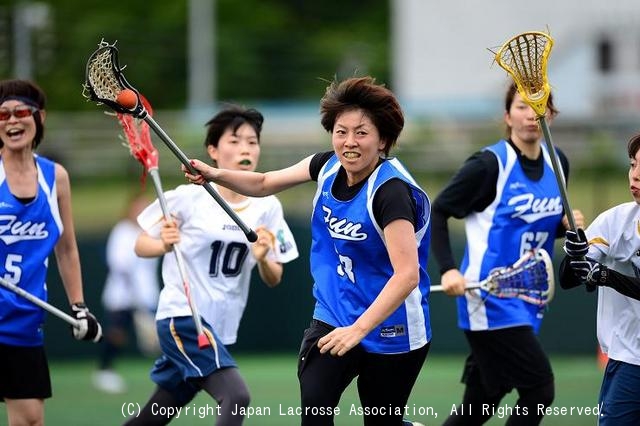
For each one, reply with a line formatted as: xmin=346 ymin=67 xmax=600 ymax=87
xmin=150 ymin=316 xmax=236 ymax=404
xmin=598 ymin=359 xmax=640 ymax=425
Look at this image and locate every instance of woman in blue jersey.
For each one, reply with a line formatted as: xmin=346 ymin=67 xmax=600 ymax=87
xmin=0 ymin=79 xmax=102 ymax=425
xmin=431 ymin=82 xmax=585 ymax=425
xmin=185 ymin=76 xmax=431 ymax=426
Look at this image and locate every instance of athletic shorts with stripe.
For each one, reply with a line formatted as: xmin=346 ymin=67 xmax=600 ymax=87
xmin=151 ymin=316 xmax=237 ymax=405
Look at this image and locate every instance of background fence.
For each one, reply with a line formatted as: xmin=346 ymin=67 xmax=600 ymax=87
xmin=43 ymin=219 xmax=599 ymax=359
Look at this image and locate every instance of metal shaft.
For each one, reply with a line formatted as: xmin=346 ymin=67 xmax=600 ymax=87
xmin=143 ymin=114 xmax=257 ymax=242
xmin=0 ymin=277 xmax=80 ymax=328
xmin=148 ymin=168 xmax=207 ymax=340
xmin=538 ymin=116 xmax=577 ymax=233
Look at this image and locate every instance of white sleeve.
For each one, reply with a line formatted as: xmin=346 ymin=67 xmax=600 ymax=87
xmin=264 ymin=197 xmax=299 ymax=264
xmin=137 ymin=185 xmax=192 ymax=237
xmin=585 ymin=211 xmax=611 ymax=263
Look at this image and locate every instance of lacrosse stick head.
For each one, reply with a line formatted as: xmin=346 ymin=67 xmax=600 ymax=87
xmin=495 ymin=31 xmax=554 ymax=117
xmin=486 ymin=248 xmax=555 ymax=306
xmin=117 ymin=94 xmax=158 ymax=174
xmin=83 ymin=39 xmax=147 ymax=117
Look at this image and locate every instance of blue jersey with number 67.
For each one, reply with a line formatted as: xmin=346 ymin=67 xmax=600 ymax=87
xmin=0 ymin=155 xmax=62 ymax=346
xmin=458 ymin=140 xmax=563 ymax=333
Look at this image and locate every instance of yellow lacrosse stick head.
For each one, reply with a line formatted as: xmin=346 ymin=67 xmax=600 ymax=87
xmin=495 ymin=31 xmax=554 ymax=117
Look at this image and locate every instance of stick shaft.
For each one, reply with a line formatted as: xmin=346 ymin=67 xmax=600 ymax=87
xmin=148 ymin=169 xmax=206 ymax=338
xmin=0 ymin=277 xmax=80 ymax=327
xmin=538 ymin=116 xmax=577 ymax=232
xmin=142 ymin=114 xmax=257 ymax=242
xmin=430 ymin=282 xmax=483 ymax=292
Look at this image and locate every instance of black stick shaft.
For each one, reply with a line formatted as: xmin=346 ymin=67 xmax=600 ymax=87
xmin=538 ymin=116 xmax=577 ymax=233
xmin=142 ymin=114 xmax=258 ymax=242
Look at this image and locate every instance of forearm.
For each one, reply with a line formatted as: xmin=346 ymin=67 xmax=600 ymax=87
xmin=431 ymin=207 xmax=457 ymax=274
xmin=355 ymin=219 xmax=419 ymax=332
xmin=135 ymin=232 xmax=169 ymax=257
xmin=602 ymin=268 xmax=640 ymax=300
xmin=54 ymin=243 xmax=84 ymax=304
xmin=353 ymin=273 xmax=417 ymax=335
xmin=210 ymin=169 xmax=275 ymax=196
xmin=257 ymin=259 xmax=283 ymax=287
xmin=189 ymin=157 xmax=312 ymax=196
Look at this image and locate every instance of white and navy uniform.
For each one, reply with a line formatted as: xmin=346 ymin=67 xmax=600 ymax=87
xmin=0 ymin=155 xmax=62 ymax=346
xmin=583 ymin=203 xmax=640 ymax=366
xmin=310 ymin=154 xmax=431 ymax=354
xmin=458 ymin=141 xmax=563 ymax=333
xmin=138 ymin=184 xmax=298 ymax=394
xmin=579 ymin=203 xmax=640 ymax=425
xmin=102 ymin=218 xmax=159 ymax=313
xmin=138 ymin=183 xmax=299 ymax=345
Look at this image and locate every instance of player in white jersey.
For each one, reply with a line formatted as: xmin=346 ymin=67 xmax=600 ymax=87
xmin=0 ymin=79 xmax=102 ymax=426
xmin=185 ymin=77 xmax=430 ymax=426
xmin=561 ymin=133 xmax=640 ymax=425
xmin=94 ymin=191 xmax=160 ymax=394
xmin=126 ymin=106 xmax=299 ymax=426
xmin=432 ymin=82 xmax=584 ymax=425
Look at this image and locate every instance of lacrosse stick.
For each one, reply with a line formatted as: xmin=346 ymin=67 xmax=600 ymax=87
xmin=0 ymin=276 xmax=80 ymax=328
xmin=495 ymin=31 xmax=578 ymax=234
xmin=82 ymin=39 xmax=257 ymax=243
xmin=117 ymin=100 xmax=210 ymax=349
xmin=431 ymin=248 xmax=555 ymax=306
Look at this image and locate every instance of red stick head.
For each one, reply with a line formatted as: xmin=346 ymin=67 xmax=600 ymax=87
xmin=117 ymin=94 xmax=158 ymax=181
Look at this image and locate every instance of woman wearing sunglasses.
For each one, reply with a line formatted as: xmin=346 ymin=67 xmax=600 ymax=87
xmin=0 ymin=79 xmax=102 ymax=426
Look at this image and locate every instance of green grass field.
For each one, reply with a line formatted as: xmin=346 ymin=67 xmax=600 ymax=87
xmin=0 ymin=354 xmax=604 ymax=426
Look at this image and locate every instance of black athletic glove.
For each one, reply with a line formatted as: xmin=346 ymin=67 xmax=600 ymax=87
xmin=563 ymin=228 xmax=589 ymax=258
xmin=70 ymin=303 xmax=103 ymax=342
xmin=569 ymin=258 xmax=608 ymax=288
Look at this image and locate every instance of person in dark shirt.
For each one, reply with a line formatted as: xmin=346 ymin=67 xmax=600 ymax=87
xmin=184 ymin=76 xmax=430 ymax=426
xmin=431 ymin=82 xmax=584 ymax=425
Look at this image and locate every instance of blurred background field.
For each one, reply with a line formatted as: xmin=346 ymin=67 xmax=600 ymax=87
xmin=4 ymin=1 xmax=640 ymax=424
xmin=0 ymin=354 xmax=604 ymax=426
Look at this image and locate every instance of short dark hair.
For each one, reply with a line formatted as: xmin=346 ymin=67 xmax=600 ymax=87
xmin=320 ymin=76 xmax=404 ymax=157
xmin=627 ymin=133 xmax=640 ymax=159
xmin=204 ymin=105 xmax=264 ymax=147
xmin=504 ymin=81 xmax=558 ymax=116
xmin=0 ymin=79 xmax=46 ymax=149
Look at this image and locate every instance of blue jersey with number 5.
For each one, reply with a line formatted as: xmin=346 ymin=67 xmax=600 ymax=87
xmin=458 ymin=140 xmax=562 ymax=332
xmin=310 ymin=155 xmax=431 ymax=354
xmin=0 ymin=155 xmax=62 ymax=346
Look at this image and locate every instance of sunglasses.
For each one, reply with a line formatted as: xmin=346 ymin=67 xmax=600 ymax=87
xmin=0 ymin=105 xmax=39 ymax=122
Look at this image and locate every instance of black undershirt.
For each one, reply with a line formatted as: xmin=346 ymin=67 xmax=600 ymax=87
xmin=17 ymin=196 xmax=35 ymax=204
xmin=431 ymin=139 xmax=570 ymax=275
xmin=309 ymin=151 xmax=417 ymax=230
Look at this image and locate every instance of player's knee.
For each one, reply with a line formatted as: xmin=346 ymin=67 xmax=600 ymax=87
xmin=521 ymin=380 xmax=555 ymax=408
xmin=301 ymin=388 xmax=335 ymax=410
xmin=537 ymin=380 xmax=555 ymax=407
xmin=227 ymin=383 xmax=251 ymax=409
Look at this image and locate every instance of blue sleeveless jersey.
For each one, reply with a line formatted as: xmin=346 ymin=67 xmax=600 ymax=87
xmin=310 ymin=155 xmax=431 ymax=354
xmin=0 ymin=155 xmax=62 ymax=346
xmin=457 ymin=140 xmax=563 ymax=332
